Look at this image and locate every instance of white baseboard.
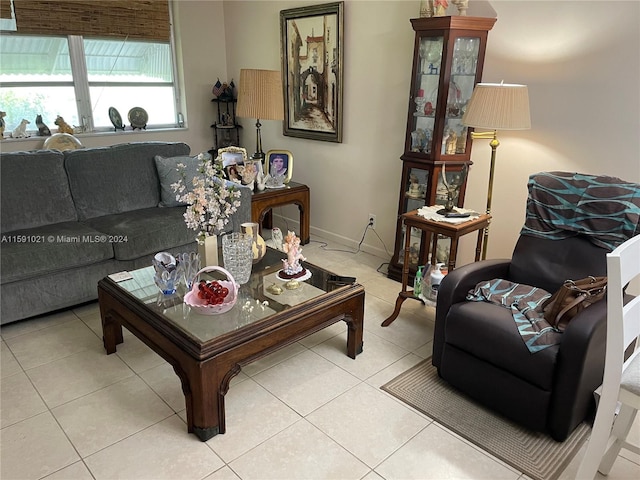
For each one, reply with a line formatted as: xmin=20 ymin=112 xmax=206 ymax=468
xmin=267 ymin=213 xmax=391 ymax=260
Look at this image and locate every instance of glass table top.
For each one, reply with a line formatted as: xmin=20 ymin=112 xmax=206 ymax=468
xmin=110 ymin=248 xmax=343 ymax=344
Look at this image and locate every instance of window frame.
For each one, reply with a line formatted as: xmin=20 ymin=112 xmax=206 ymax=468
xmin=0 ymin=30 xmax=182 ymax=135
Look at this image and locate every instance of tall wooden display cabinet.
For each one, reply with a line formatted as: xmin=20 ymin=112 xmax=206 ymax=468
xmin=387 ymin=16 xmax=496 ymax=282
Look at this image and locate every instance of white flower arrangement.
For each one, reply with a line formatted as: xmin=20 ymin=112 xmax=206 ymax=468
xmin=171 ymin=152 xmax=241 ymax=244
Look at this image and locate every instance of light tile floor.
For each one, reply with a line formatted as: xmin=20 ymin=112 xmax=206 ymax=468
xmin=2 ymin=237 xmax=640 ymax=480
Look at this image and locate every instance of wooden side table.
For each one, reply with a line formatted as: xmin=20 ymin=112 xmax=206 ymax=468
xmin=381 ymin=209 xmax=491 ymax=327
xmin=251 ymin=182 xmax=310 ymax=245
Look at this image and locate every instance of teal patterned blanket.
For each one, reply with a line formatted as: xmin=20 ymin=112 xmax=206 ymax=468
xmin=520 ymin=172 xmax=640 ymax=251
xmin=467 ymin=279 xmax=560 ymax=353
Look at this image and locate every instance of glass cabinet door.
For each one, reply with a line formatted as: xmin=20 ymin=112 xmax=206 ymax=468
xmin=410 ymin=36 xmax=443 ymax=155
xmin=435 ymin=166 xmax=466 ymax=206
xmin=441 ymin=36 xmax=481 ymax=156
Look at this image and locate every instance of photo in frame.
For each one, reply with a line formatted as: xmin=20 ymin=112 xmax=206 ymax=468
xmin=265 ymin=150 xmax=293 ymax=185
xmin=216 ymin=146 xmax=247 ymax=183
xmin=280 ymin=2 xmax=344 ymax=143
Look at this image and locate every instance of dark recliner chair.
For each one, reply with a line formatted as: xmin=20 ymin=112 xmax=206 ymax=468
xmin=433 ymin=171 xmax=640 ymax=441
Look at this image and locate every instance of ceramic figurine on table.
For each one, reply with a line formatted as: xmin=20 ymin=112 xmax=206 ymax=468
xmin=265 ymin=227 xmax=284 ymax=251
xmin=11 ymin=119 xmax=30 ymax=138
xmin=280 ymin=231 xmax=307 ymax=279
xmin=256 ymin=171 xmax=268 ymax=191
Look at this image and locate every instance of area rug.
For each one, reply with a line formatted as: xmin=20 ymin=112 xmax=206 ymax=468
xmin=381 ymin=359 xmax=590 ymax=480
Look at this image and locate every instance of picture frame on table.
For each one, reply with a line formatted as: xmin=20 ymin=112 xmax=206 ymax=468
xmin=218 ymin=146 xmax=247 ymax=168
xmin=265 ymin=150 xmax=293 ymax=184
xmin=217 ymin=146 xmax=247 ymax=183
xmin=280 ymin=2 xmax=344 ymax=143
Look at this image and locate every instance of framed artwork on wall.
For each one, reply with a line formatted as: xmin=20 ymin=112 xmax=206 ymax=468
xmin=265 ymin=150 xmax=293 ymax=184
xmin=280 ymin=2 xmax=344 ymax=143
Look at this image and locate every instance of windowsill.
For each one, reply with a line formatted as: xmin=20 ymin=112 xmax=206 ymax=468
xmin=1 ymin=126 xmax=188 ymax=143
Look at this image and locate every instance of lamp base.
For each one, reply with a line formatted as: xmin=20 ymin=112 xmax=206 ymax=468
xmin=436 ymin=207 xmax=459 ymax=215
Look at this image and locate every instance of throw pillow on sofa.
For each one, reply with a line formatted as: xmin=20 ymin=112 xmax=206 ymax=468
xmin=154 ymin=155 xmax=203 ymax=207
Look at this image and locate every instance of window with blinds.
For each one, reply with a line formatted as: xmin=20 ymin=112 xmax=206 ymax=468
xmin=0 ymin=0 xmax=179 ymax=135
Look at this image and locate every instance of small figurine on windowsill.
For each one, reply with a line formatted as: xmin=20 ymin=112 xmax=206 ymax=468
xmin=0 ymin=111 xmax=6 ymax=139
xmin=280 ymin=231 xmax=307 ymax=279
xmin=11 ymin=119 xmax=30 ymax=138
xmin=54 ymin=116 xmax=74 ymax=134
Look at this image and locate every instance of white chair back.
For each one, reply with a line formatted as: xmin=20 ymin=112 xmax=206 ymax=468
xmin=575 ymin=234 xmax=640 ymax=479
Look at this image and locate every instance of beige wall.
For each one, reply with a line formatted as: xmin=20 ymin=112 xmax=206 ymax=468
xmin=3 ymin=0 xmax=639 ymax=266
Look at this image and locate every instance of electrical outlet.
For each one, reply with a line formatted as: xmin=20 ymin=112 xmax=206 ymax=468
xmin=368 ymin=214 xmax=377 ymax=229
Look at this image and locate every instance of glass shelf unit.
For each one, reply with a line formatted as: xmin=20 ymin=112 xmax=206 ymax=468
xmin=387 ymin=16 xmax=495 ymax=283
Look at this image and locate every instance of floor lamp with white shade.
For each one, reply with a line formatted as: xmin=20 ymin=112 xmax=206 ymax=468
xmin=462 ymin=82 xmax=531 ymax=259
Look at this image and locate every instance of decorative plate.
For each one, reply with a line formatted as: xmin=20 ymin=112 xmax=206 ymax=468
xmin=128 ymin=107 xmax=148 ymax=129
xmin=108 ymin=107 xmax=124 ymax=130
xmin=43 ymin=133 xmax=82 ymax=151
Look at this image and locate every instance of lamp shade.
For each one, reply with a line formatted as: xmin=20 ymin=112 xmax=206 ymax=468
xmin=236 ymin=69 xmax=284 ymax=121
xmin=462 ymin=83 xmax=531 ymax=130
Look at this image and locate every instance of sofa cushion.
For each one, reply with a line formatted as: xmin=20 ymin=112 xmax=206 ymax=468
xmin=445 ymin=300 xmax=559 ymax=391
xmin=64 ymin=142 xmax=190 ymax=220
xmin=1 ymin=149 xmax=77 ymax=232
xmin=154 ymin=154 xmax=201 ymax=207
xmin=0 ymin=222 xmax=114 ymax=284
xmin=84 ymin=207 xmax=196 ymax=261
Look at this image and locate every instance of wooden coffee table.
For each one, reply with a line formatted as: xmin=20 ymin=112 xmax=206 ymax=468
xmin=98 ymin=248 xmax=364 ymax=441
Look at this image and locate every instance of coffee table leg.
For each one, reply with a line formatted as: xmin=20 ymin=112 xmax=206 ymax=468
xmin=345 ymin=294 xmax=365 ymax=359
xmin=178 ymin=360 xmax=240 ymax=441
xmin=100 ymin=312 xmax=123 ymax=354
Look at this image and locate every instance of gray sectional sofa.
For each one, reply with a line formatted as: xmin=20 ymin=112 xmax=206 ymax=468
xmin=0 ymin=142 xmax=251 ymax=324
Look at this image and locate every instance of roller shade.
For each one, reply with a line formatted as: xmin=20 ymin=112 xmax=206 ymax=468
xmin=0 ymin=0 xmax=13 ymax=20
xmin=11 ymin=0 xmax=170 ymax=41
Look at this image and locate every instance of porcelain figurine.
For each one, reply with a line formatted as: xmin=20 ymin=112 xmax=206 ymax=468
xmin=281 ymin=231 xmax=306 ymax=276
xmin=445 ymin=129 xmax=458 ymax=155
xmin=11 ymin=119 xmax=30 ymax=138
xmin=452 ymin=0 xmax=469 ymax=16
xmin=434 ymin=0 xmax=448 ymax=16
xmin=256 ymin=171 xmax=268 ymax=191
xmin=420 ymin=0 xmax=434 ymax=17
xmin=265 ymin=227 xmax=284 ymax=251
xmin=54 ymin=116 xmax=74 ymax=134
xmin=35 ymin=115 xmax=51 ymax=136
xmin=0 ymin=111 xmax=5 ymax=138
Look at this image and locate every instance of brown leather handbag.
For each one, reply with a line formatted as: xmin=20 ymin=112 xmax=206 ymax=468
xmin=542 ymin=276 xmax=607 ymax=332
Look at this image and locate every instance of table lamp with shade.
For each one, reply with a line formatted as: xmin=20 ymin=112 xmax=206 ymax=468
xmin=462 ymin=82 xmax=531 ymax=259
xmin=235 ymin=69 xmax=285 ymax=161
